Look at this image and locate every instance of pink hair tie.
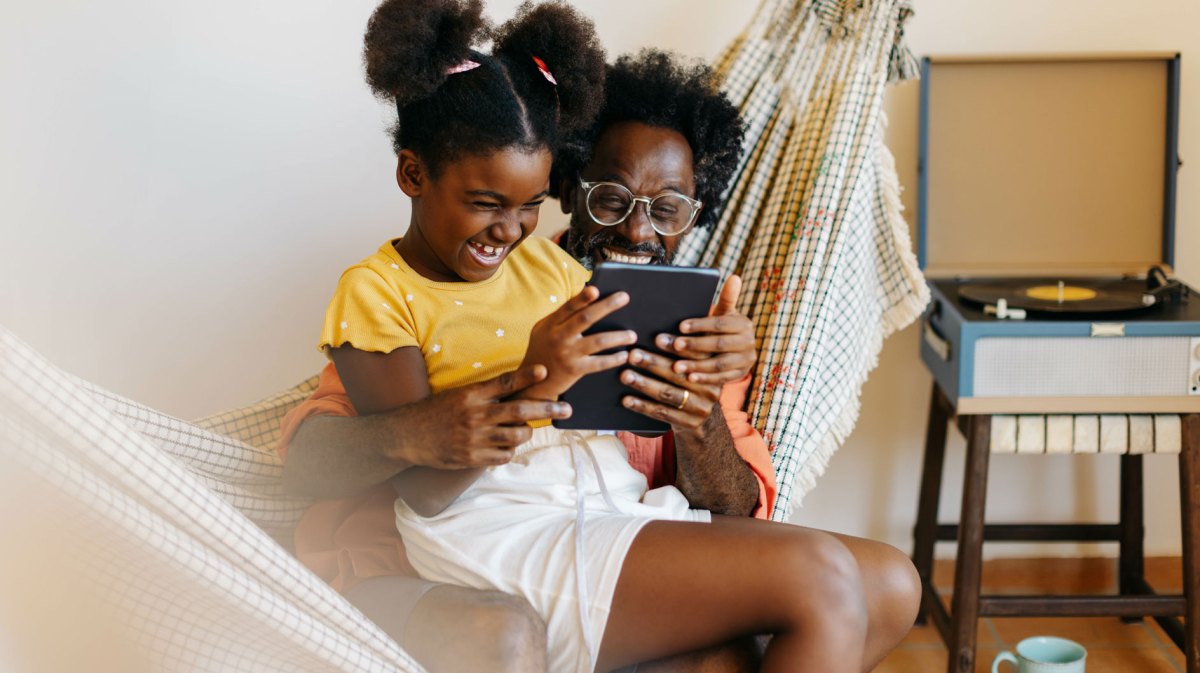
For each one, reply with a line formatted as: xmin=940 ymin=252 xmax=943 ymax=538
xmin=531 ymin=55 xmax=557 ymax=85
xmin=446 ymin=59 xmax=481 ymax=75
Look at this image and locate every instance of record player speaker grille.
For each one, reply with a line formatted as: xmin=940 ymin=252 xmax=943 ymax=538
xmin=974 ymin=336 xmax=1192 ymax=398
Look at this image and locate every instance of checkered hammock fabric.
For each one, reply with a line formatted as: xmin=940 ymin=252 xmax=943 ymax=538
xmin=676 ymin=0 xmax=929 ymax=519
xmin=0 ymin=326 xmax=423 ymax=673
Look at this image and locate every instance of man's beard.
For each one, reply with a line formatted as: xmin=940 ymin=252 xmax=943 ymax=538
xmin=564 ymin=222 xmax=671 ymax=270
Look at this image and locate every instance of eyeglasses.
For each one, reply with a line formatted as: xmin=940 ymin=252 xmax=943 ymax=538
xmin=578 ymin=178 xmax=702 ymax=237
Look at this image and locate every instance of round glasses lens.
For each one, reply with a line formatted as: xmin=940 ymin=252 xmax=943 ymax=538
xmin=648 ymin=194 xmax=695 ymax=234
xmin=586 ymin=184 xmax=632 ymax=225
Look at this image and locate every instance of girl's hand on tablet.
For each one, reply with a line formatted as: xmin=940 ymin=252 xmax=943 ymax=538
xmin=519 ymin=285 xmax=637 ymax=400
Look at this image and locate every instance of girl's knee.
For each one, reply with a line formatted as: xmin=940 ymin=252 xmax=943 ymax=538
xmin=852 ymin=540 xmax=922 ymax=627
xmin=879 ymin=547 xmax=922 ymax=624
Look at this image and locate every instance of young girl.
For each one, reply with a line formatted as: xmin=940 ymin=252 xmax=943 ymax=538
xmin=322 ymin=1 xmax=911 ymax=672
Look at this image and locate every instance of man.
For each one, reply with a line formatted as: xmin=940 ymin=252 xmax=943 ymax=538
xmin=281 ymin=51 xmax=917 ymax=673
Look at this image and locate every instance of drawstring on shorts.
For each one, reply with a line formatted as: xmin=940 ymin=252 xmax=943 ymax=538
xmin=563 ymin=430 xmax=623 ymax=671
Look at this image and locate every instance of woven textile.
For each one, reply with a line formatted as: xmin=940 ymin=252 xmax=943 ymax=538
xmin=0 ymin=326 xmax=422 ymax=673
xmin=676 ymin=0 xmax=928 ymax=519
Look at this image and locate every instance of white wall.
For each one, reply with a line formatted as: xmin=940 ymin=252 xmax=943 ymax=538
xmin=2 ymin=0 xmax=1194 ymax=557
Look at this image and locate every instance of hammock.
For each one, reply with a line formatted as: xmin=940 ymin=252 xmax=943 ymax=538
xmin=676 ymin=0 xmax=928 ymax=519
xmin=0 ymin=326 xmax=419 ymax=673
xmin=0 ymin=0 xmax=923 ymax=669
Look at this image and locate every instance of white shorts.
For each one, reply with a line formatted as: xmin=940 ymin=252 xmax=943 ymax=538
xmin=395 ymin=426 xmax=710 ymax=673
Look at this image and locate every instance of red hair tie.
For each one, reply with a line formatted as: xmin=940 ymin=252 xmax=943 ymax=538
xmin=531 ymin=55 xmax=557 ymax=85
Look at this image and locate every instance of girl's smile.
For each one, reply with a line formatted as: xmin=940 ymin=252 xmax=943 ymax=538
xmin=466 ymin=240 xmax=507 ymax=267
xmin=395 ymin=147 xmax=553 ymax=283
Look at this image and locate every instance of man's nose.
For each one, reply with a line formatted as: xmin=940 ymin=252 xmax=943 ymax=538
xmin=617 ymin=201 xmax=657 ymax=244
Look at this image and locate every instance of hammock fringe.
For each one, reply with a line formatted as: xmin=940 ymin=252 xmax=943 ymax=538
xmin=772 ymin=113 xmax=928 ymax=519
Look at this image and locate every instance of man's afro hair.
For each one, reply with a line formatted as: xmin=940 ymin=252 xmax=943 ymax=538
xmin=552 ymin=49 xmax=745 ymax=230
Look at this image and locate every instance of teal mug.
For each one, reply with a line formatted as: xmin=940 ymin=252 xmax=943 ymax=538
xmin=992 ymin=636 xmax=1087 ymax=672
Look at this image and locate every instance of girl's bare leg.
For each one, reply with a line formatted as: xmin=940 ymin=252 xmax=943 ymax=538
xmin=826 ymin=531 xmax=922 ymax=670
xmin=597 ymin=516 xmax=870 ymax=673
xmin=634 ymin=531 xmax=920 ymax=673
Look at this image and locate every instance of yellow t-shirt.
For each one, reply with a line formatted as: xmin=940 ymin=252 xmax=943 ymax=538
xmin=319 ymin=236 xmax=590 ymax=394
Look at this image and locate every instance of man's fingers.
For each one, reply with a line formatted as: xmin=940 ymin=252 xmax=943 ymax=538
xmin=684 ymin=368 xmax=749 ymax=386
xmin=483 ymin=424 xmax=537 ymax=448
xmin=469 ymin=448 xmax=519 ymax=467
xmin=627 ymin=349 xmax=688 ymax=383
xmin=482 ymin=364 xmax=548 ymax=400
xmin=488 ymin=399 xmax=572 ymax=426
xmin=712 ymin=274 xmax=743 ymax=316
xmin=671 ymin=350 xmax=755 ymax=375
xmin=619 ymin=394 xmax=704 ymax=430
xmin=676 ymin=314 xmax=750 ymax=336
xmin=619 ymin=368 xmax=713 ymax=413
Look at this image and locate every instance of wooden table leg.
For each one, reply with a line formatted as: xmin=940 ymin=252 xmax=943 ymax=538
xmin=1119 ymin=453 xmax=1146 ymax=622
xmin=1181 ymin=414 xmax=1199 ymax=673
xmin=948 ymin=414 xmax=991 ymax=673
xmin=913 ymin=383 xmax=951 ymax=625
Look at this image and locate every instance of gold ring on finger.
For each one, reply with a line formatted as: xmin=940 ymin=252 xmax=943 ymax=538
xmin=675 ymin=389 xmax=690 ymax=410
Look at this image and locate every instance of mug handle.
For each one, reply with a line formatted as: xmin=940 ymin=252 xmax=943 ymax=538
xmin=992 ymin=650 xmax=1018 ymax=673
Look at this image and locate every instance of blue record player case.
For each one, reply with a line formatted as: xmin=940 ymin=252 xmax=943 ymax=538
xmin=916 ymin=54 xmax=1200 ymax=414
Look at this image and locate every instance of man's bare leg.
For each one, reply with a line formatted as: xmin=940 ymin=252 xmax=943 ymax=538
xmin=345 ymin=577 xmax=547 ymax=673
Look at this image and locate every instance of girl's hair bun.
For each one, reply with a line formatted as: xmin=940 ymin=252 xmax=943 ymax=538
xmin=363 ymin=0 xmax=490 ymax=106
xmin=493 ymin=1 xmax=605 ymax=133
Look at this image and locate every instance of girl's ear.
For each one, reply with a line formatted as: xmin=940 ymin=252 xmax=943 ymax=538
xmin=396 ymin=150 xmax=424 ymax=197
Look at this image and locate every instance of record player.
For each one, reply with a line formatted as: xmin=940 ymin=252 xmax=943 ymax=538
xmin=916 ymin=53 xmax=1200 ymax=414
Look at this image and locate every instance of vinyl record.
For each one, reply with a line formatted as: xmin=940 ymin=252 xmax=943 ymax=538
xmin=958 ymin=279 xmax=1154 ymax=314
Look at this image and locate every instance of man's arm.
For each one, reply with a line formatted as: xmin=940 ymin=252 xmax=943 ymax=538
xmin=671 ymin=406 xmax=759 ymax=515
xmin=280 ymin=365 xmax=570 ymax=500
xmin=283 ymin=412 xmax=413 ymax=498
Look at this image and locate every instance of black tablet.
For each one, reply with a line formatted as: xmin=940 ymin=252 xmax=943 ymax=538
xmin=553 ymin=262 xmax=721 ymax=432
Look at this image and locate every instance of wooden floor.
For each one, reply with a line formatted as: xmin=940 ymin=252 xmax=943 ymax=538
xmin=874 ymin=557 xmax=1187 ymax=672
